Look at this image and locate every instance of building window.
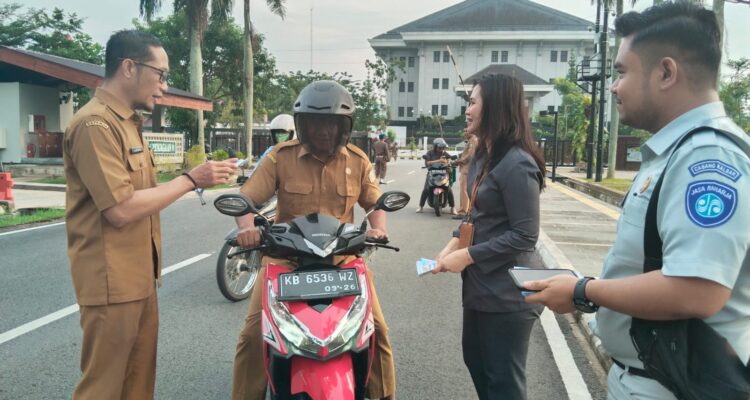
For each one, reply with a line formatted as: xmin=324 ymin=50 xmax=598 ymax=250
xmin=432 ymin=78 xmax=440 ymax=89
xmin=399 ymin=56 xmax=406 ymax=66
xmin=560 ymin=50 xmax=568 ymax=63
xmin=408 ymin=56 xmax=415 ymax=67
xmin=407 ymin=107 xmax=414 ymax=117
xmin=443 ymin=51 xmax=450 ymax=63
xmin=442 ymin=78 xmax=449 ymax=89
xmin=441 ymin=105 xmax=448 ymax=116
xmin=407 ymin=82 xmax=414 ymax=92
xmin=548 ymin=105 xmax=556 ymax=113
xmin=491 ymin=51 xmax=499 ymax=63
xmin=398 ymin=107 xmax=405 ymax=117
xmin=431 ymin=105 xmax=439 ymax=115
xmin=398 ymin=81 xmax=405 ymax=92
xmin=582 ymin=56 xmax=591 ymax=67
xmin=461 ymin=106 xmax=466 ymax=115
xmin=550 ymin=50 xmax=558 ymax=62
xmin=433 ymin=51 xmax=441 ymax=62
xmin=501 ymin=50 xmax=509 ymax=63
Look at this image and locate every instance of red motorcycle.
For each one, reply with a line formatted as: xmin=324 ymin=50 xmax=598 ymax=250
xmin=214 ymin=191 xmax=409 ymax=399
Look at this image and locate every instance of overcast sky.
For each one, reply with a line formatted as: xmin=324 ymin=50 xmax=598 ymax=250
xmin=20 ymin=0 xmax=750 ymax=83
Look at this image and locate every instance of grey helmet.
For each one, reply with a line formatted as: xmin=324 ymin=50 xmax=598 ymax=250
xmin=433 ymin=138 xmax=447 ymax=152
xmin=293 ymin=80 xmax=355 ymax=152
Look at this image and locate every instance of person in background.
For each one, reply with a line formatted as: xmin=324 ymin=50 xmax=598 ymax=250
xmin=453 ymin=128 xmax=478 ymax=220
xmin=416 ymin=138 xmax=456 ymax=214
xmin=373 ymin=132 xmax=390 ymax=184
xmin=432 ymin=74 xmax=546 ymax=400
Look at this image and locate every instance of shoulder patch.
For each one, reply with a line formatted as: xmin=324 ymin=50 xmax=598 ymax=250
xmin=685 ymin=180 xmax=737 ymax=228
xmin=84 ymin=119 xmax=109 ymax=130
xmin=346 ymin=143 xmax=369 ymax=161
xmin=688 ymin=159 xmax=742 ymax=182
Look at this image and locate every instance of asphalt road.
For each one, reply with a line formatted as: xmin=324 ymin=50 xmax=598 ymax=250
xmin=0 ymin=159 xmax=607 ymax=399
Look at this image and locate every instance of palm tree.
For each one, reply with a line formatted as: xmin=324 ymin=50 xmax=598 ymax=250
xmin=243 ymin=0 xmax=286 ymax=159
xmin=139 ymin=0 xmax=233 ymax=158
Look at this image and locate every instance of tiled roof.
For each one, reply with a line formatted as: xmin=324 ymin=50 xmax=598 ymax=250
xmin=373 ymin=0 xmax=592 ymax=40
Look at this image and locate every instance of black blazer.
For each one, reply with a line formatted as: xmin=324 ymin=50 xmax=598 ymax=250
xmin=457 ymin=146 xmax=544 ymax=312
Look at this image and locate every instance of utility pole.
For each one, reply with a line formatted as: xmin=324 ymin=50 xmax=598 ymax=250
xmin=587 ymin=0 xmax=602 ymax=179
xmin=596 ymin=1 xmax=609 ymax=182
xmin=310 ymin=5 xmax=313 ymax=71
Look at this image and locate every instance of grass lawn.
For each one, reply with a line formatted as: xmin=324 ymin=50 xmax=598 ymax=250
xmin=585 ymin=178 xmax=633 ymax=193
xmin=0 ymin=208 xmax=66 ymax=228
xmin=31 ymin=176 xmax=67 ymax=184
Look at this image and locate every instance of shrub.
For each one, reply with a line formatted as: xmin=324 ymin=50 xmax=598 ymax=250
xmin=184 ymin=145 xmax=205 ymax=169
xmin=212 ymin=149 xmax=229 ymax=161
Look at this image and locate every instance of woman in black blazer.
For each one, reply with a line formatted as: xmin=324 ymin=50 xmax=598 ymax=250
xmin=433 ymin=74 xmax=546 ymax=400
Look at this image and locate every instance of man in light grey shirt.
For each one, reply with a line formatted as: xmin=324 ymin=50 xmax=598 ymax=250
xmin=523 ymin=3 xmax=750 ymax=399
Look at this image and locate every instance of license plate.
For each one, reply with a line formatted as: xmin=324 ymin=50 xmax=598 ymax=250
xmin=278 ymin=268 xmax=361 ymax=301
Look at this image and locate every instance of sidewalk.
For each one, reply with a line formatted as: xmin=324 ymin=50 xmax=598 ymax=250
xmin=537 ymin=179 xmax=625 ymax=370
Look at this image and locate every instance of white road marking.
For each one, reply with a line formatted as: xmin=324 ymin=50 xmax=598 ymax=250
xmin=0 ymin=253 xmax=212 ymax=346
xmin=539 ymin=308 xmax=594 ymax=400
xmin=0 ymin=222 xmax=66 ymax=237
xmin=407 ymin=170 xmax=416 ymax=175
xmin=386 ymin=180 xmax=395 ymax=184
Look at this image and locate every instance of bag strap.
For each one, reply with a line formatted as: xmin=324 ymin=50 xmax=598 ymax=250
xmin=643 ymin=127 xmax=739 ymax=273
xmin=466 ymin=163 xmax=490 ymax=219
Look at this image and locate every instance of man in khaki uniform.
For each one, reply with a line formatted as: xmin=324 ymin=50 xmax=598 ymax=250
xmin=231 ymin=80 xmax=397 ymax=400
xmin=373 ymin=133 xmax=390 ymax=184
xmin=454 ymin=129 xmax=477 ymax=219
xmin=64 ymin=30 xmax=236 ymax=400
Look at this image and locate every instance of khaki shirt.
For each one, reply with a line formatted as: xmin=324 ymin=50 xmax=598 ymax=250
xmin=63 ymin=88 xmax=161 ymax=306
xmin=241 ymin=140 xmax=380 ymax=224
xmin=373 ymin=140 xmax=390 ymax=161
xmin=458 ymin=136 xmax=478 ymax=174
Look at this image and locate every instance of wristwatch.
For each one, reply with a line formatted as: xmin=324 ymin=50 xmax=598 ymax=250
xmin=573 ymin=277 xmax=599 ymax=313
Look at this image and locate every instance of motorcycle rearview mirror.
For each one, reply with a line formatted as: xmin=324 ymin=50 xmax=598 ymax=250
xmin=374 ymin=191 xmax=411 ymax=212
xmin=213 ymin=193 xmax=258 ymax=217
xmin=235 ymin=159 xmax=249 ymax=168
xmin=360 ymin=191 xmax=411 ymax=232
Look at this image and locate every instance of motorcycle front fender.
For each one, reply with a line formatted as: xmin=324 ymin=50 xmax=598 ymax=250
xmin=290 ymin=354 xmax=355 ymax=399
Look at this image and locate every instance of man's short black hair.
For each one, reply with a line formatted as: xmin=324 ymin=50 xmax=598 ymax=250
xmin=104 ymin=30 xmax=163 ymax=79
xmin=615 ymin=2 xmax=721 ymax=87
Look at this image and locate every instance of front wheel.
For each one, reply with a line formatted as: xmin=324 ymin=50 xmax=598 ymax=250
xmin=433 ymin=193 xmax=442 ymax=217
xmin=216 ymin=241 xmax=261 ymax=302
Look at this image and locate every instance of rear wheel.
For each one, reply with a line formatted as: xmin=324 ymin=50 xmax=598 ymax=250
xmin=216 ymin=242 xmax=260 ymax=302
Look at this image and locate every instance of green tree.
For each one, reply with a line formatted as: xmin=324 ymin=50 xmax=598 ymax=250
xmin=720 ymin=58 xmax=750 ymax=131
xmin=243 ymin=0 xmax=286 ymax=158
xmin=134 ymin=11 xmax=277 ymax=138
xmin=0 ymin=3 xmax=104 ymax=108
xmin=140 ymin=0 xmax=234 ymax=158
xmin=551 ymin=74 xmax=591 ymax=160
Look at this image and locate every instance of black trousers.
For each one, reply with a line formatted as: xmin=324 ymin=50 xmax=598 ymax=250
xmin=462 ymin=308 xmax=540 ymax=400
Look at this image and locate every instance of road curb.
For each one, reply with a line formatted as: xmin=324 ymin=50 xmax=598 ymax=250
xmin=13 ymin=182 xmax=66 ymax=192
xmin=557 ymin=175 xmax=625 ymax=208
xmin=537 ymin=228 xmax=613 ymax=373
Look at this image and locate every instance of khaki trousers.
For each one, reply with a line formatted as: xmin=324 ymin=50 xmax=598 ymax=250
xmin=458 ymin=171 xmax=470 ymax=214
xmin=375 ymin=156 xmax=388 ymax=179
xmin=231 ymin=259 xmax=396 ymax=400
xmin=73 ymin=292 xmax=159 ymax=400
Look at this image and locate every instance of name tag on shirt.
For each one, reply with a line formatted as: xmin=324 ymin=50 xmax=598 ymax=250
xmin=130 ymin=147 xmax=144 ymax=154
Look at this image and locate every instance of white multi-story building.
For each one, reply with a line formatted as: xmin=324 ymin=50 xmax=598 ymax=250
xmin=369 ymin=0 xmax=599 ymax=128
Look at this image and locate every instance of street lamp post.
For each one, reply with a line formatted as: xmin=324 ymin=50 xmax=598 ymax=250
xmin=541 ymin=109 xmax=560 ymax=181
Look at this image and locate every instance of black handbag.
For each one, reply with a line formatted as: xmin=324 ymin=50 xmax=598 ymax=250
xmin=629 ymin=127 xmax=750 ymax=400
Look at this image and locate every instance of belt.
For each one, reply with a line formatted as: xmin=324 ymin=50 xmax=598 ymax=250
xmin=612 ymin=358 xmax=652 ymax=380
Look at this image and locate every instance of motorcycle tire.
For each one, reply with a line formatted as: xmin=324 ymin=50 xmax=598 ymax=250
xmin=434 ymin=193 xmax=443 ymax=217
xmin=216 ymin=241 xmax=261 ymax=302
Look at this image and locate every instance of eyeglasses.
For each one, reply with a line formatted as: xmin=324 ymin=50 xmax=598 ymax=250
xmin=119 ymin=58 xmax=169 ymax=83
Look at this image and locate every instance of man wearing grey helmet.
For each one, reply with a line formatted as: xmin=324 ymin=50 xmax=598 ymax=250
xmin=230 ymin=80 xmax=397 ymax=400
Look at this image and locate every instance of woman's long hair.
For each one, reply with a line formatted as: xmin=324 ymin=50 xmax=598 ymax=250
xmin=474 ymin=74 xmax=546 ymax=187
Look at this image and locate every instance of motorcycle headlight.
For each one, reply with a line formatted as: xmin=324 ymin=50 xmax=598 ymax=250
xmin=266 ymin=275 xmax=370 ymax=358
